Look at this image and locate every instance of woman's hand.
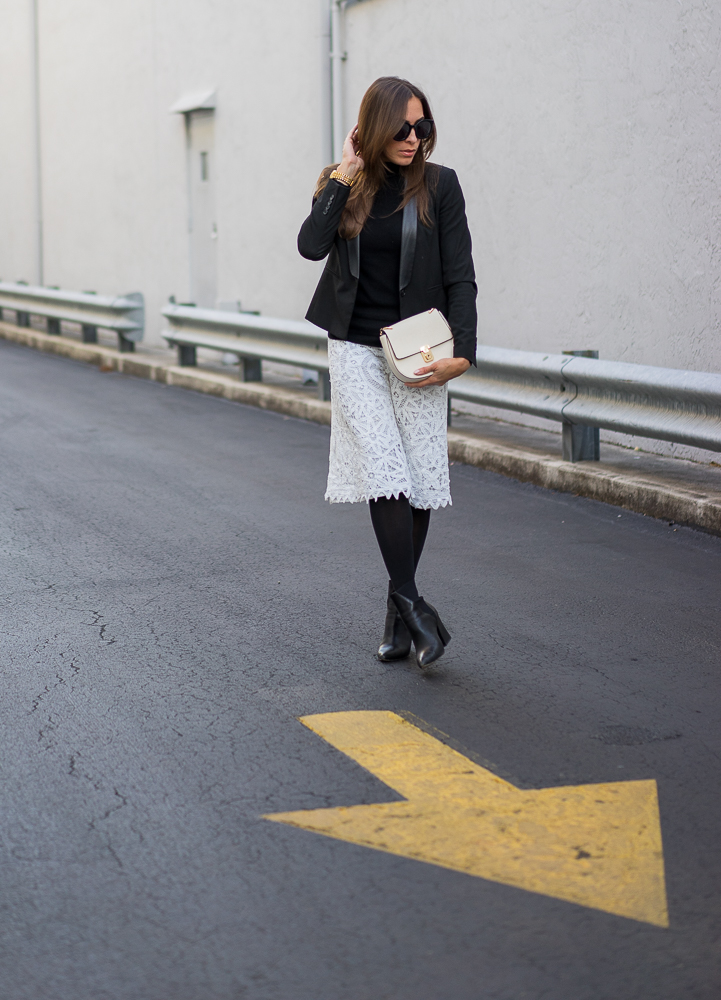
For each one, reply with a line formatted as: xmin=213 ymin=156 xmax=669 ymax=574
xmin=404 ymin=356 xmax=471 ymax=388
xmin=339 ymin=125 xmax=365 ymax=178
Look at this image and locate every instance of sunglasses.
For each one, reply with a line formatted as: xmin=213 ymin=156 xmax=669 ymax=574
xmin=392 ymin=118 xmax=434 ymax=142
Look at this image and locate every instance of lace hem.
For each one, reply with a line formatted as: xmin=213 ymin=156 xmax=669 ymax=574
xmin=325 ymin=488 xmax=452 ymax=509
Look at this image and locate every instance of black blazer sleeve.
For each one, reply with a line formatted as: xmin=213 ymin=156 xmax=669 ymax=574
xmin=437 ymin=168 xmax=477 ymax=365
xmin=297 ymin=179 xmax=352 ymax=261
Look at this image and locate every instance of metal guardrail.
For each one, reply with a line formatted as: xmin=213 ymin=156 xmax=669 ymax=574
xmin=0 ymin=282 xmax=144 ymax=352
xmin=454 ymin=345 xmax=721 ymax=458
xmin=162 ymin=303 xmax=331 ymax=399
xmin=160 ymin=304 xmax=721 ymax=459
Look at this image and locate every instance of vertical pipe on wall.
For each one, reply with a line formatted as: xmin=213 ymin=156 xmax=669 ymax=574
xmin=329 ymin=0 xmax=345 ymax=163
xmin=328 ymin=1 xmax=372 ymax=163
xmin=184 ymin=112 xmax=194 ymax=301
xmin=30 ymin=0 xmax=44 ymax=285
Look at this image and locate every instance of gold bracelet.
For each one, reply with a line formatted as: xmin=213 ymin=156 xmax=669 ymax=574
xmin=329 ymin=169 xmax=356 ymax=187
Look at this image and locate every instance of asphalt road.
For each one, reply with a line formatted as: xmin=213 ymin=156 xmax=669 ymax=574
xmin=1 ymin=338 xmax=720 ymax=1000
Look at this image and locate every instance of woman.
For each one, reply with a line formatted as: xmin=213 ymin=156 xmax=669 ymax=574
xmin=298 ymin=76 xmax=477 ymax=667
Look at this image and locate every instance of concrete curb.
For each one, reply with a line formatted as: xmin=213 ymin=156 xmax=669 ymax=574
xmin=447 ymin=432 xmax=721 ymax=535
xmin=2 ymin=321 xmax=719 ymax=535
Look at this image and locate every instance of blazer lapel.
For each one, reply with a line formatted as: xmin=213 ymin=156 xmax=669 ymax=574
xmin=347 ymin=197 xmax=414 ymax=285
xmin=399 ymin=196 xmax=418 ymax=291
xmin=348 ymin=235 xmax=360 ymax=279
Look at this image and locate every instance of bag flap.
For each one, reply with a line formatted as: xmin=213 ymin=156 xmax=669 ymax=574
xmin=381 ymin=309 xmax=453 ymax=361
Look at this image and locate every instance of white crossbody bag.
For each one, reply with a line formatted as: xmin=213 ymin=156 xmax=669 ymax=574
xmin=380 ymin=309 xmax=454 ymax=383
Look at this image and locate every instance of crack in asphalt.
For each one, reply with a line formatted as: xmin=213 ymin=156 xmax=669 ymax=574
xmin=86 ymin=610 xmax=117 ymax=645
xmin=87 ymin=788 xmax=130 ymax=870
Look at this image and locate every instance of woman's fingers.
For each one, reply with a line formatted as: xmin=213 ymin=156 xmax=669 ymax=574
xmin=405 ymin=373 xmax=443 ymax=387
xmin=344 ymin=126 xmax=360 ymax=158
xmin=408 ymin=364 xmax=444 ymax=386
xmin=405 ymin=360 xmax=465 ymax=387
xmin=410 ymin=358 xmax=471 ymax=382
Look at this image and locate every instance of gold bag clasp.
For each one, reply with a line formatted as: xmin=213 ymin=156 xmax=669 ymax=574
xmin=420 ymin=345 xmax=434 ymax=363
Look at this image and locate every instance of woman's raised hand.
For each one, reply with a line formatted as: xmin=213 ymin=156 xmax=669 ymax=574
xmin=339 ymin=125 xmax=364 ymax=178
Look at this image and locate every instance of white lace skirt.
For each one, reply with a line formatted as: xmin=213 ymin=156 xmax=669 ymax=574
xmin=325 ymin=339 xmax=451 ymax=509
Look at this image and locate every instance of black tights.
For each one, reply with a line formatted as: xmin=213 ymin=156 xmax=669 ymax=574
xmin=369 ymin=495 xmax=430 ymax=601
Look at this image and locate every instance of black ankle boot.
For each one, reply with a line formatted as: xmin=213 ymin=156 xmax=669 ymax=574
xmin=377 ymin=583 xmax=412 ymax=661
xmin=390 ymin=592 xmax=451 ymax=667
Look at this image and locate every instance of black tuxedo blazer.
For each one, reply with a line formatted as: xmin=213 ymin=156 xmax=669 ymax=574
xmin=297 ymin=164 xmax=477 ymax=364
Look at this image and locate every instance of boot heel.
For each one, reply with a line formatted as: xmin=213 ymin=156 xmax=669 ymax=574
xmin=425 ymin=602 xmax=451 ymax=646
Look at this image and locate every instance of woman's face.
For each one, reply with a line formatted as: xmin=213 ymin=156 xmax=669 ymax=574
xmin=384 ymin=96 xmax=425 ymax=167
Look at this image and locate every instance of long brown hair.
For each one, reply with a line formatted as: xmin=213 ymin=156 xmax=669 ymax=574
xmin=315 ymin=76 xmax=438 ymax=239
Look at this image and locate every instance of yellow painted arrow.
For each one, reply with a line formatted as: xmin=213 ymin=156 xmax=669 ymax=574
xmin=264 ymin=711 xmax=668 ymax=926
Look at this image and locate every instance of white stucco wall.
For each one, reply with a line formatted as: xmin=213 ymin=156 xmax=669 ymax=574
xmin=344 ymin=0 xmax=721 ymax=374
xmin=0 ymin=2 xmax=39 ymax=283
xmin=1 ymin=0 xmax=719 ymax=380
xmin=0 ymin=0 xmax=330 ymax=343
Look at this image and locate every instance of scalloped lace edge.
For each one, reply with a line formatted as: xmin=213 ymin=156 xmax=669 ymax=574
xmin=325 ymin=489 xmax=451 ymax=509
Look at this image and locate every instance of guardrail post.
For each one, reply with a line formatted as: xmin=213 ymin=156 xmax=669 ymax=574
xmin=46 ymin=318 xmax=61 ymax=335
xmin=177 ymin=344 xmax=197 ymax=366
xmin=319 ymin=371 xmax=331 ymax=401
xmin=16 ymin=310 xmax=30 ymax=327
xmin=117 ymin=333 xmax=135 ymax=353
xmin=562 ymin=350 xmax=600 ymax=462
xmin=80 ymin=288 xmax=98 ymax=343
xmin=562 ymin=421 xmax=600 ymax=462
xmin=239 ymin=357 xmax=262 ymax=382
xmin=117 ymin=291 xmax=143 ymax=352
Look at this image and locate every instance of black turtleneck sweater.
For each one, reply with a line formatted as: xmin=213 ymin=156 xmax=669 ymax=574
xmin=330 ymin=166 xmax=405 ymax=348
